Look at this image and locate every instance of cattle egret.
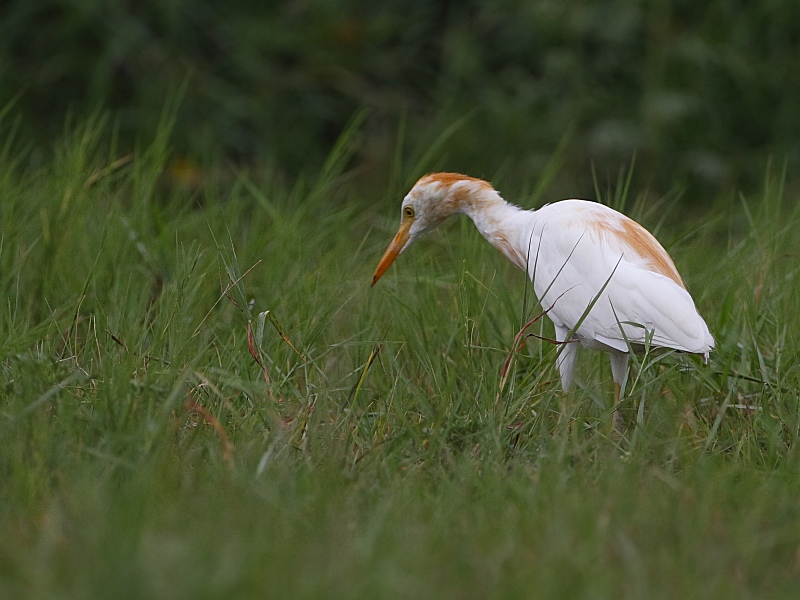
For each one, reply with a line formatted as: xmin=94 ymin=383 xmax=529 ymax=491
xmin=372 ymin=172 xmax=714 ymax=405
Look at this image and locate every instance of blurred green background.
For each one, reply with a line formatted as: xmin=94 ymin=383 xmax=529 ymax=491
xmin=2 ymin=0 xmax=798 ymax=201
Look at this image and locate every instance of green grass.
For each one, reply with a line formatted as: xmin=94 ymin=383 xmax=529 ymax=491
xmin=2 ymin=116 xmax=800 ymax=599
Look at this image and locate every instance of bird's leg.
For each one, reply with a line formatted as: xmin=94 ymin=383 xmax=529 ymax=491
xmin=612 ymin=382 xmax=625 ymax=432
xmin=609 ymin=352 xmax=629 ymax=432
xmin=554 ymin=325 xmax=578 ymax=430
xmin=554 ymin=325 xmax=578 ymax=392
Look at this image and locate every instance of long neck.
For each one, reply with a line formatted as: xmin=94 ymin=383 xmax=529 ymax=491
xmin=457 ymin=187 xmax=536 ymax=272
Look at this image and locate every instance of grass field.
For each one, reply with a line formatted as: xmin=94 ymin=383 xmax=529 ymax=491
xmin=2 ymin=116 xmax=800 ymax=599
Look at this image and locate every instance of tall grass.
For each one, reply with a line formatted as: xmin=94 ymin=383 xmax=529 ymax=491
xmin=2 ymin=116 xmax=800 ymax=599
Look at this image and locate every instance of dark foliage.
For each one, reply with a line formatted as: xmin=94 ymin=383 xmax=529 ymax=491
xmin=2 ymin=0 xmax=799 ymax=200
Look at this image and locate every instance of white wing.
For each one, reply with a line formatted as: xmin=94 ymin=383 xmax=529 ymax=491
xmin=521 ymin=200 xmax=714 ymax=355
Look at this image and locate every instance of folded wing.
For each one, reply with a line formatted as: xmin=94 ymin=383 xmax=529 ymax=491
xmin=525 ymin=200 xmax=714 ymax=356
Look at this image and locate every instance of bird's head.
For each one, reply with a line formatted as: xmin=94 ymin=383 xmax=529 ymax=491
xmin=371 ymin=172 xmax=493 ymax=286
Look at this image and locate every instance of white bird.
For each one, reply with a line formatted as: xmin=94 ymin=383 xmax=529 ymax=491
xmin=372 ymin=172 xmax=714 ymax=404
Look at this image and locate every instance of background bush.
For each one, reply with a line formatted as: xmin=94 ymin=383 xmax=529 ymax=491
xmin=3 ymin=0 xmax=799 ymax=199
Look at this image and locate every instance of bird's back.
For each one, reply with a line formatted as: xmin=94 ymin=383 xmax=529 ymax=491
xmin=521 ymin=200 xmax=714 ymax=355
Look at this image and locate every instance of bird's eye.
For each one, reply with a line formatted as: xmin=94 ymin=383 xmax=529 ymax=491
xmin=403 ymin=206 xmax=415 ymax=219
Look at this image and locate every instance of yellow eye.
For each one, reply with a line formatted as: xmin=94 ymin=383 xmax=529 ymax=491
xmin=403 ymin=206 xmax=415 ymax=219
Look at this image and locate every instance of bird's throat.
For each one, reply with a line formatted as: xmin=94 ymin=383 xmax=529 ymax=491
xmin=460 ymin=194 xmax=533 ymax=272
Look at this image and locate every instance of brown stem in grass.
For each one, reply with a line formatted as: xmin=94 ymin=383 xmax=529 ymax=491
xmin=184 ymin=394 xmax=234 ymax=468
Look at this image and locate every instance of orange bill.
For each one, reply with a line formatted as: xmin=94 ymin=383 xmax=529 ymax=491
xmin=372 ymin=219 xmax=413 ymax=286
